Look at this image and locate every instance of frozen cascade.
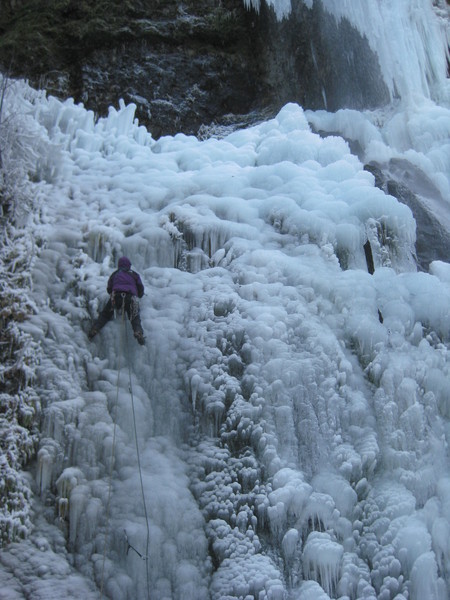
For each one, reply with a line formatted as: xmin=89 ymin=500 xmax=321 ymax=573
xmin=246 ymin=2 xmax=450 ymax=223
xmin=314 ymin=0 xmax=449 ymax=102
xmin=244 ymin=0 xmax=449 ymax=102
xmin=1 ymin=19 xmax=450 ymax=597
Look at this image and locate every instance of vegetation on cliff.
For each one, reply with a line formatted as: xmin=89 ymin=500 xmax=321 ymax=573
xmin=0 ymin=74 xmax=42 ymax=544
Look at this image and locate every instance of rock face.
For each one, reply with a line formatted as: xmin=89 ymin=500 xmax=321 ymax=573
xmin=0 ymin=0 xmax=390 ymax=136
xmin=0 ymin=0 xmax=266 ymax=136
xmin=256 ymin=1 xmax=390 ymax=113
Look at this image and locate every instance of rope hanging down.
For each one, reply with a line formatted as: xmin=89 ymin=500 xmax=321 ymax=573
xmin=124 ymin=309 xmax=151 ymax=598
xmin=100 ymin=305 xmax=124 ymax=598
xmin=99 ymin=298 xmax=151 ymax=600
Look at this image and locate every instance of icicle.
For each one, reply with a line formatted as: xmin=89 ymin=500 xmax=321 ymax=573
xmin=303 ymin=531 xmax=343 ymax=597
xmin=189 ymin=371 xmax=203 ymax=412
xmin=267 ymin=502 xmax=287 ymax=542
xmin=55 ymin=467 xmax=87 ymax=542
xmin=69 ymin=484 xmax=89 ymax=545
xmin=243 ymin=0 xmax=261 ymax=13
xmin=206 ymin=398 xmax=225 ymax=438
xmin=282 ymin=528 xmax=300 ymax=579
xmin=36 ymin=440 xmax=62 ymax=495
xmin=243 ymin=0 xmax=292 ymax=19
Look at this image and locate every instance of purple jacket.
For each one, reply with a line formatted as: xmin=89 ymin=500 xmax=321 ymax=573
xmin=107 ymin=257 xmax=144 ymax=298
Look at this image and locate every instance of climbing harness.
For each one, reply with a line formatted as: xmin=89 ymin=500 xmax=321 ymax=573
xmin=112 ymin=292 xmax=140 ymax=322
xmin=99 ymin=302 xmax=151 ymax=600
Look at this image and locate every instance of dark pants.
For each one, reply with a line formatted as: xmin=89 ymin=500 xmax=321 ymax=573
xmin=94 ymin=292 xmax=143 ymax=336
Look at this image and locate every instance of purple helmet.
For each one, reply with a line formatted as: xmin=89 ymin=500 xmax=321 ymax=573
xmin=118 ymin=256 xmax=131 ymax=270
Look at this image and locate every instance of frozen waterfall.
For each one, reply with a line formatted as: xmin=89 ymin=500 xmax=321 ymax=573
xmin=0 ymin=1 xmax=450 ymax=599
xmin=244 ymin=0 xmax=449 ymax=103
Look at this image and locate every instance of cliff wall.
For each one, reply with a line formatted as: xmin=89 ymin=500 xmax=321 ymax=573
xmin=0 ymin=0 xmax=389 ymax=136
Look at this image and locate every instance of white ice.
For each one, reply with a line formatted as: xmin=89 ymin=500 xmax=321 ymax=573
xmin=0 ymin=2 xmax=449 ymax=597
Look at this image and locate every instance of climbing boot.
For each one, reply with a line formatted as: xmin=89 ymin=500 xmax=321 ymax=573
xmin=88 ymin=326 xmax=98 ymax=341
xmin=134 ymin=330 xmax=145 ymax=346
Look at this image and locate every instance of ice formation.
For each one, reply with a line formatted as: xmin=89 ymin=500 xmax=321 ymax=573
xmin=244 ymin=0 xmax=449 ymax=103
xmin=0 ymin=2 xmax=449 ymax=597
xmin=243 ymin=0 xmax=293 ymax=21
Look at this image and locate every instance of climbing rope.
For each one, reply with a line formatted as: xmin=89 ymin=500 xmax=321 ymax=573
xmin=100 ymin=302 xmax=125 ymax=598
xmin=99 ymin=296 xmax=151 ymax=600
xmin=124 ymin=316 xmax=151 ymax=600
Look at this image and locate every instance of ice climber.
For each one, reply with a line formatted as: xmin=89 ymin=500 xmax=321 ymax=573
xmin=88 ymin=256 xmax=145 ymax=345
